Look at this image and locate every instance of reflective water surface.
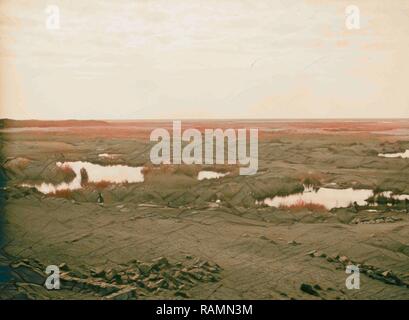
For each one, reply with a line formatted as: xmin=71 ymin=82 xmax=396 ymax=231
xmin=197 ymin=171 xmax=229 ymax=181
xmin=23 ymin=161 xmax=144 ymax=194
xmin=378 ymin=150 xmax=409 ymax=158
xmin=257 ymin=186 xmax=374 ymax=209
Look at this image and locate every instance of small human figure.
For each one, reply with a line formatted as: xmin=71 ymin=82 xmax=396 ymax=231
xmin=353 ymin=201 xmax=359 ymax=213
xmin=97 ymin=192 xmax=104 ymax=205
xmin=80 ymin=167 xmax=89 ymax=186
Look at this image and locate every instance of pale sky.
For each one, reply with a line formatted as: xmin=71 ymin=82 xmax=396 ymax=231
xmin=1 ymin=0 xmax=409 ymax=119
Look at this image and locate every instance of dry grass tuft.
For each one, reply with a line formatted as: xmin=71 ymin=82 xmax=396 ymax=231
xmin=298 ymin=173 xmax=323 ymax=188
xmin=279 ymin=200 xmax=327 ymax=212
xmin=84 ymin=180 xmax=129 ymax=190
xmin=48 ymin=189 xmax=73 ymax=199
xmin=58 ymin=165 xmax=76 ymax=182
xmin=88 ymin=180 xmax=112 ymax=189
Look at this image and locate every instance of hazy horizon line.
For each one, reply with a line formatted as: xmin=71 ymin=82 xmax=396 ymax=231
xmin=2 ymin=118 xmax=409 ymax=122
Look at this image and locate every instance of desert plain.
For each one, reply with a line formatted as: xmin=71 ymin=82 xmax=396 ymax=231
xmin=1 ymin=119 xmax=409 ymax=300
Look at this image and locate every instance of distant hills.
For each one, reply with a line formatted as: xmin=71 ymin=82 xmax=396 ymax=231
xmin=0 ymin=119 xmax=110 ymax=128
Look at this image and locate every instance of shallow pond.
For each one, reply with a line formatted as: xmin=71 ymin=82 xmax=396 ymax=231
xmin=197 ymin=171 xmax=229 ymax=181
xmin=23 ymin=161 xmax=144 ymax=194
xmin=378 ymin=150 xmax=409 ymax=158
xmin=257 ymin=186 xmax=374 ymax=209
